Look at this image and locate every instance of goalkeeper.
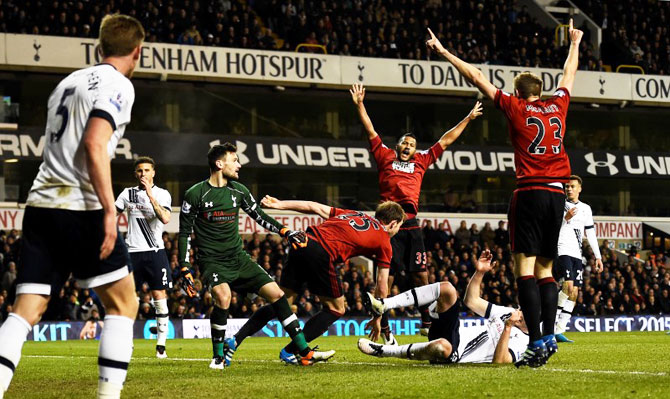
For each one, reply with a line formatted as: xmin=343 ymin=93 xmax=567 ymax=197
xmin=177 ymin=142 xmax=314 ymax=368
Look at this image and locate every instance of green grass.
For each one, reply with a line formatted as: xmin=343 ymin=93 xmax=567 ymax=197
xmin=8 ymin=332 xmax=670 ymax=398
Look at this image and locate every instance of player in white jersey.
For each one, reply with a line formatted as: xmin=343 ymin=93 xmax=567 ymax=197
xmin=116 ymin=156 xmax=172 ymax=358
xmin=0 ymin=14 xmax=144 ymax=399
xmin=554 ymin=175 xmax=603 ymax=342
xmin=359 ymin=250 xmax=529 ymax=364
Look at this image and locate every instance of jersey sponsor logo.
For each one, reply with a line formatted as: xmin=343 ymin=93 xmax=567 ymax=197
xmin=181 ymin=201 xmax=192 ymax=214
xmin=391 ymin=160 xmax=415 ymax=173
xmin=202 ymin=210 xmax=236 ymax=223
xmin=584 ymin=152 xmax=619 ymax=176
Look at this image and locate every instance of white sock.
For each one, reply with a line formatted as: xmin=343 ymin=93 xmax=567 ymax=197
xmin=382 ymin=341 xmax=431 ymax=359
xmin=98 ymin=315 xmax=134 ymax=397
xmin=557 ymin=290 xmax=569 ymax=310
xmin=556 ymin=299 xmax=575 ymax=334
xmin=152 ymin=298 xmax=169 ymax=347
xmin=0 ymin=313 xmax=32 ymax=392
xmin=383 ymin=283 xmax=441 ymax=311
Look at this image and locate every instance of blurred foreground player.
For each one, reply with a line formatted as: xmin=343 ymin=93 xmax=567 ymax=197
xmin=0 ymin=14 xmax=144 ymax=399
xmin=426 ymin=19 xmax=583 ymax=367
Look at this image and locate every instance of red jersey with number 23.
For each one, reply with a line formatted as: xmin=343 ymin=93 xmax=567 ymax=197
xmin=494 ymin=88 xmax=571 ymax=187
xmin=369 ymin=135 xmax=444 ymax=218
xmin=308 ymin=207 xmax=393 ymax=269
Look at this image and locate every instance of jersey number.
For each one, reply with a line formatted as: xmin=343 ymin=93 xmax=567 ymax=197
xmin=526 ymin=117 xmax=563 ymax=155
xmin=50 ymin=87 xmax=76 ymax=143
xmin=338 ymin=212 xmax=381 ymax=232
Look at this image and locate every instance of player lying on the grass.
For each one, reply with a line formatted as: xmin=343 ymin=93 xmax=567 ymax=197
xmin=178 ymin=143 xmax=313 ymax=368
xmin=224 ymin=197 xmax=405 ymax=365
xmin=351 ymin=82 xmax=482 ymax=341
xmin=358 ymin=250 xmax=529 ymax=364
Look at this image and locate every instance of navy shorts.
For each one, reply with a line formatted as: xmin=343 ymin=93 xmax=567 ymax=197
xmin=130 ymin=249 xmax=172 ymax=291
xmin=428 ymin=301 xmax=461 ymax=364
xmin=390 ymin=218 xmax=427 ymax=276
xmin=555 ymin=255 xmax=584 ymax=287
xmin=17 ymin=206 xmax=131 ymax=295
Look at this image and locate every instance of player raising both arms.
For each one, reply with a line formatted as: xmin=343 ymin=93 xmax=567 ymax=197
xmin=226 ymin=197 xmax=405 ymax=365
xmin=116 ymin=157 xmax=173 ymax=358
xmin=554 ymin=175 xmax=603 ymax=342
xmin=0 ymin=14 xmax=144 ymax=399
xmin=350 ymin=83 xmax=482 ymax=342
xmin=426 ymin=19 xmax=583 ymax=367
xmin=359 ymin=250 xmax=529 ymax=364
xmin=178 ymin=143 xmax=313 ymax=369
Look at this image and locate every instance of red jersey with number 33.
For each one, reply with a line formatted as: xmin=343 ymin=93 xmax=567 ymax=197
xmin=369 ymin=135 xmax=444 ymax=217
xmin=308 ymin=207 xmax=393 ymax=269
xmin=494 ymin=88 xmax=572 ymax=186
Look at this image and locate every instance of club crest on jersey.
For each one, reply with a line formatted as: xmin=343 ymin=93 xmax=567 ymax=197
xmin=231 ymin=196 xmax=237 ymax=208
xmin=392 ymin=160 xmax=415 ymax=174
xmin=212 ymin=273 xmax=218 ymax=282
xmin=204 ymin=201 xmax=214 ymax=208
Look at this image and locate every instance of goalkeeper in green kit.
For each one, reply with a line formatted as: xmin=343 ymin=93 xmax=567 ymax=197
xmin=178 ymin=142 xmax=315 ymax=368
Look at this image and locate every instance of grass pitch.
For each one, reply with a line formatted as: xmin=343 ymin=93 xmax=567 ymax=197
xmin=9 ymin=332 xmax=670 ymax=398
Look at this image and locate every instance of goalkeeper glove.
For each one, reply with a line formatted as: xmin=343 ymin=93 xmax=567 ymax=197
xmin=180 ymin=266 xmax=197 ymax=298
xmin=280 ymin=228 xmax=308 ymax=250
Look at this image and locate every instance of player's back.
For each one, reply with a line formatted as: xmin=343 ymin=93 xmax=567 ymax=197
xmin=27 ymin=63 xmax=134 ymax=211
xmin=494 ymin=88 xmax=571 ymax=186
xmin=309 ymin=208 xmax=392 ymax=267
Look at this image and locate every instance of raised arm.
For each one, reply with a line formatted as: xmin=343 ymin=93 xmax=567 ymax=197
xmin=557 ymin=19 xmax=583 ymax=93
xmin=437 ymin=101 xmax=483 ymax=150
xmin=84 ymin=117 xmax=117 ymax=260
xmin=492 ymin=313 xmax=520 ymax=364
xmin=463 ymin=249 xmax=495 ymax=316
xmin=426 ymin=28 xmax=497 ymax=100
xmin=261 ymin=195 xmax=331 ymax=220
xmin=350 ymin=83 xmax=378 ymax=140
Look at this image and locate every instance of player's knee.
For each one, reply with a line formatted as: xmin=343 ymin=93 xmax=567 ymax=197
xmin=327 ymin=298 xmax=346 ymax=315
xmin=214 ymin=291 xmax=232 ymax=307
xmin=438 ymin=282 xmax=457 ymax=307
xmin=432 ymin=339 xmax=452 ymax=360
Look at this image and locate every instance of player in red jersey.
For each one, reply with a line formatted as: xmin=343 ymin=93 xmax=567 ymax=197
xmin=225 ymin=197 xmax=405 ymax=364
xmin=426 ymin=19 xmax=584 ymax=367
xmin=350 ymin=83 xmax=482 ymax=341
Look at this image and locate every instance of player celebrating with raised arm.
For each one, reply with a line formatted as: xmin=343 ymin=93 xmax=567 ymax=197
xmin=554 ymin=175 xmax=603 ymax=342
xmin=226 ymin=197 xmax=405 ymax=365
xmin=0 ymin=14 xmax=144 ymax=399
xmin=358 ymin=250 xmax=529 ymax=364
xmin=178 ymin=143 xmax=313 ymax=369
xmin=426 ymin=19 xmax=583 ymax=367
xmin=116 ymin=156 xmax=173 ymax=358
xmin=350 ymin=83 xmax=482 ymax=341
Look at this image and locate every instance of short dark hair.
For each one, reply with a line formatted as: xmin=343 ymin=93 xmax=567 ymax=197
xmin=397 ymin=133 xmax=417 ymax=144
xmin=133 ymin=156 xmax=155 ymax=169
xmin=208 ymin=142 xmax=237 ymax=171
xmin=375 ymin=201 xmax=406 ymax=224
xmin=569 ymin=175 xmax=583 ymax=185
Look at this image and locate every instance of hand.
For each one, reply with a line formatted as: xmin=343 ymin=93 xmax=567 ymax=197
xmin=594 ymin=258 xmax=604 ymax=273
xmin=505 ymin=310 xmax=522 ymax=328
xmin=349 ymin=83 xmax=365 ymax=105
xmin=475 ymin=249 xmax=496 ymax=274
xmin=468 ymin=101 xmax=483 ymax=121
xmin=100 ymin=210 xmax=117 ymax=260
xmin=281 ymin=228 xmax=308 ymax=250
xmin=139 ymin=176 xmax=153 ymax=197
xmin=568 ymin=18 xmax=583 ymax=45
xmin=261 ymin=195 xmax=282 ymax=209
xmin=367 ymin=316 xmax=382 ymax=342
xmin=180 ymin=266 xmax=197 ymax=298
xmin=425 ymin=28 xmax=446 ymax=54
xmin=565 ymin=207 xmax=578 ymax=221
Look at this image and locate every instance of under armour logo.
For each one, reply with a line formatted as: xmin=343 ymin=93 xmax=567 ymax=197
xmin=584 ymin=152 xmax=618 ymax=176
xmin=599 ymin=77 xmax=606 ymax=95
xmin=213 ymin=273 xmax=218 ymax=282
xmin=357 ymin=62 xmax=365 ymax=81
xmin=205 ymin=201 xmax=213 ymax=207
xmin=208 ymin=139 xmax=250 ymax=166
xmin=33 ymin=40 xmax=41 ymax=62
xmin=231 ymin=196 xmax=237 ymax=208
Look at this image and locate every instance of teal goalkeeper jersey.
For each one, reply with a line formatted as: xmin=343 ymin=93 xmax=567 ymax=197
xmin=178 ymin=180 xmax=284 ymax=265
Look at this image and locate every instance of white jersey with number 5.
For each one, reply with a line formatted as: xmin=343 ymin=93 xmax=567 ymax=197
xmin=557 ymin=200 xmax=595 ymax=259
xmin=26 ymin=63 xmax=135 ymax=211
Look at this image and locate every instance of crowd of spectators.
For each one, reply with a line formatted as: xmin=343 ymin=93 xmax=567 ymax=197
xmin=2 ymin=223 xmax=669 ymax=325
xmin=0 ymin=0 xmax=632 ymax=74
